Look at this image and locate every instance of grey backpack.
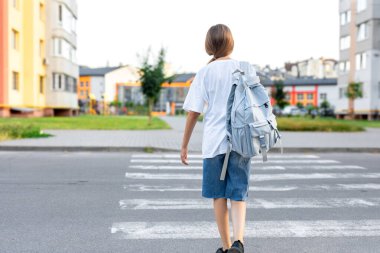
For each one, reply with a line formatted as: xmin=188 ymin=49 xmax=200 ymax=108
xmin=220 ymin=61 xmax=282 ymax=180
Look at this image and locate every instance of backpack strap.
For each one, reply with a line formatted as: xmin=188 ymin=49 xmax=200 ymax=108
xmin=240 ymin=62 xmax=269 ymax=162
xmin=220 ymin=68 xmax=241 ymax=181
xmin=220 ymin=141 xmax=232 ymax=180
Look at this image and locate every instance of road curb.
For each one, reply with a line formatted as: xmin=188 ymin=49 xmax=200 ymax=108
xmin=0 ymin=146 xmax=379 ymax=153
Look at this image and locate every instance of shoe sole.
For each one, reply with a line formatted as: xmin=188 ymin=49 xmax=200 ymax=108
xmin=227 ymin=248 xmax=243 ymax=253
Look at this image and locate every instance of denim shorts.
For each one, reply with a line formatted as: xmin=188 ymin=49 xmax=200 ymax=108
xmin=202 ymin=150 xmax=252 ymax=201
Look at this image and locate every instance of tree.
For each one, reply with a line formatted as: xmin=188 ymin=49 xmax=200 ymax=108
xmin=346 ymin=82 xmax=363 ymax=119
xmin=139 ymin=47 xmax=172 ymax=125
xmin=271 ymin=80 xmax=289 ymax=110
xmin=296 ymin=102 xmax=304 ymax=109
xmin=320 ymin=100 xmax=330 ymax=110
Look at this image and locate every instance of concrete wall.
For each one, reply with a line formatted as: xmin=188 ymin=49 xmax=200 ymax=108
xmin=90 ymin=76 xmax=105 ymax=101
xmin=45 ymin=0 xmax=78 ymax=111
xmin=337 ymin=0 xmax=380 ymax=117
xmin=0 ymin=0 xmax=8 ymax=110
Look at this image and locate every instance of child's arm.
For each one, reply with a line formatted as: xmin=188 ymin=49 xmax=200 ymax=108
xmin=181 ymin=111 xmax=200 ymax=165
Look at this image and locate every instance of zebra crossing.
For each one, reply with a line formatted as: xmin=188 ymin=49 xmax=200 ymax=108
xmin=111 ymin=153 xmax=380 ymax=250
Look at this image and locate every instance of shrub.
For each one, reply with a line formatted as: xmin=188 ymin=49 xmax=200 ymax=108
xmin=0 ymin=123 xmax=50 ymax=140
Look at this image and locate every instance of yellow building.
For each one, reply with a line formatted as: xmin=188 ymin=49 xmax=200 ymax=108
xmin=1 ymin=0 xmax=79 ymax=117
xmin=0 ymin=0 xmax=47 ymax=117
xmin=0 ymin=0 xmax=46 ymax=117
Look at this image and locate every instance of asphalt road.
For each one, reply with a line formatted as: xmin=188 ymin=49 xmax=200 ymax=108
xmin=0 ymin=151 xmax=380 ymax=253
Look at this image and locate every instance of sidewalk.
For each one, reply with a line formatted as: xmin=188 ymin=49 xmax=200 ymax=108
xmin=0 ymin=116 xmax=379 ymax=153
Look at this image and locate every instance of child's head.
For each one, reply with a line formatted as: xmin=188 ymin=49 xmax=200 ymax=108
xmin=205 ymin=24 xmax=234 ymax=63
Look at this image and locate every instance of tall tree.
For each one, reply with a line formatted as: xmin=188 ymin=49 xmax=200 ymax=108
xmin=139 ymin=47 xmax=171 ymax=125
xmin=271 ymin=80 xmax=289 ymax=110
xmin=346 ymin=82 xmax=363 ymax=119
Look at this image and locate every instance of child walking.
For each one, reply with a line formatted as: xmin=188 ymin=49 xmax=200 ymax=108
xmin=181 ymin=24 xmax=251 ymax=253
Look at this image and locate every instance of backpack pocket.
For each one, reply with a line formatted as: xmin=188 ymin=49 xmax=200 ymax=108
xmin=249 ymin=116 xmax=280 ymax=153
xmin=249 ymin=122 xmax=273 ymax=154
xmin=231 ymin=124 xmax=254 ymax=158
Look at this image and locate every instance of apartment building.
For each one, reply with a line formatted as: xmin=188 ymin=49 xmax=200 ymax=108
xmin=285 ymin=57 xmax=338 ymax=79
xmin=45 ymin=0 xmax=78 ymax=116
xmin=337 ymin=0 xmax=380 ymax=119
xmin=78 ymin=66 xmax=119 ymax=101
xmin=0 ymin=0 xmax=47 ymax=117
xmin=0 ymin=0 xmax=78 ymax=117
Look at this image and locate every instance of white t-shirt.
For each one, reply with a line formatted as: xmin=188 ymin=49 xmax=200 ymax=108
xmin=183 ymin=59 xmax=240 ymax=159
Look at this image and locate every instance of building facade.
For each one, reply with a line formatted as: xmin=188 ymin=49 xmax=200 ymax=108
xmin=78 ymin=66 xmax=119 ymax=101
xmin=107 ymin=66 xmax=141 ymax=103
xmin=337 ymin=0 xmax=380 ymax=119
xmin=116 ymin=73 xmax=194 ymax=114
xmin=268 ymin=78 xmax=339 ymax=108
xmin=45 ymin=0 xmax=79 ymax=116
xmin=0 ymin=0 xmax=78 ymax=117
xmin=0 ymin=0 xmax=47 ymax=117
xmin=284 ymin=57 xmax=338 ymax=79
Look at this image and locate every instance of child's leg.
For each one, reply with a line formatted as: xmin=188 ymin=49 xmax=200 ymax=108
xmin=213 ymin=198 xmax=232 ymax=250
xmin=230 ymin=200 xmax=247 ymax=243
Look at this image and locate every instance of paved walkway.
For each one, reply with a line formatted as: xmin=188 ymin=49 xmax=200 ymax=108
xmin=0 ymin=116 xmax=380 ymax=152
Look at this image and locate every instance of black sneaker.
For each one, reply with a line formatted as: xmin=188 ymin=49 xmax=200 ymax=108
xmin=227 ymin=240 xmax=244 ymax=253
xmin=216 ymin=247 xmax=228 ymax=253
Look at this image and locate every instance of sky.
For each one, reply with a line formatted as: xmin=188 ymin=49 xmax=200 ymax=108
xmin=76 ymin=0 xmax=340 ymax=73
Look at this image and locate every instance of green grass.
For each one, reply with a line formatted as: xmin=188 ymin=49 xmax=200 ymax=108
xmin=277 ymin=117 xmax=365 ymax=132
xmin=196 ymin=114 xmax=369 ymax=132
xmin=334 ymin=118 xmax=380 ymax=128
xmin=0 ymin=115 xmax=171 ymax=130
xmin=0 ymin=123 xmax=51 ymax=141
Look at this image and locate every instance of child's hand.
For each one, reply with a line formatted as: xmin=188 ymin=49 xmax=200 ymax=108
xmin=181 ymin=146 xmax=189 ymax=165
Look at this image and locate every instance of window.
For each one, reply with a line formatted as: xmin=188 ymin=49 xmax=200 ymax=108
xmin=356 ymin=52 xmax=367 ymax=70
xmin=339 ymin=87 xmax=346 ymax=99
xmin=39 ymin=40 xmax=44 ymax=57
xmin=58 ymin=74 xmax=62 ymax=89
xmin=39 ymin=76 xmax=44 ymax=94
xmin=307 ymin=94 xmax=314 ymax=100
xmin=13 ymin=0 xmax=18 ymax=9
xmin=80 ymin=90 xmax=84 ymax=96
xmin=320 ymin=93 xmax=327 ymax=100
xmin=340 ymin=36 xmax=350 ymax=50
xmin=86 ymin=82 xmax=89 ymax=87
xmin=11 ymin=29 xmax=19 ymax=50
xmin=59 ymin=4 xmax=77 ymax=34
xmin=285 ymin=93 xmax=290 ymax=100
xmin=12 ymin=72 xmax=19 ymax=90
xmin=53 ymin=73 xmax=77 ymax=92
xmin=339 ymin=61 xmax=350 ymax=72
xmin=39 ymin=3 xmax=44 ymax=21
xmin=357 ymin=0 xmax=367 ymax=12
xmin=53 ymin=38 xmax=77 ymax=63
xmin=58 ymin=5 xmax=62 ymax=22
xmin=357 ymin=22 xmax=368 ymax=41
xmin=340 ymin=10 xmax=351 ymax=25
xmin=73 ymin=78 xmax=77 ymax=92
xmin=80 ymin=82 xmax=84 ymax=87
xmin=297 ymin=94 xmax=304 ymax=100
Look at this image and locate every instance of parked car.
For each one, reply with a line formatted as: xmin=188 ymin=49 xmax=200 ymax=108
xmin=282 ymin=106 xmax=307 ymax=116
xmin=319 ymin=108 xmax=335 ymax=117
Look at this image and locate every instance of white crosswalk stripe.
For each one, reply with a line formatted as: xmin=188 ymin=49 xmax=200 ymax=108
xmin=111 ymin=153 xmax=380 ymax=242
xmin=123 ymin=183 xmax=380 ymax=192
xmin=119 ymin=197 xmax=380 ymax=210
xmin=131 ymin=154 xmax=320 ymax=159
xmin=129 ymin=165 xmax=366 ymax=170
xmin=125 ymin=172 xmax=380 ymax=181
xmin=131 ymin=159 xmax=340 ymax=164
xmin=111 ymin=220 xmax=380 ymax=239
